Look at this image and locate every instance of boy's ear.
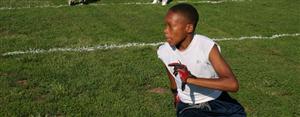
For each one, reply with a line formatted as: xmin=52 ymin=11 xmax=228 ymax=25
xmin=185 ymin=24 xmax=194 ymax=33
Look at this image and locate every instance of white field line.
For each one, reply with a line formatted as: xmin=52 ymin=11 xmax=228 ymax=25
xmin=212 ymin=33 xmax=300 ymax=41
xmin=0 ymin=0 xmax=248 ymax=10
xmin=2 ymin=33 xmax=299 ymax=56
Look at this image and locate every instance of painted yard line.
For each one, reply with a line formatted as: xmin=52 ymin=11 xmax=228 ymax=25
xmin=2 ymin=33 xmax=299 ymax=56
xmin=0 ymin=0 xmax=248 ymax=10
xmin=1 ymin=42 xmax=165 ymax=56
xmin=213 ymin=33 xmax=300 ymax=41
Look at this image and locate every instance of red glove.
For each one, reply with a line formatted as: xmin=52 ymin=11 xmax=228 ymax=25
xmin=168 ymin=63 xmax=193 ymax=91
xmin=177 ymin=68 xmax=190 ymax=83
xmin=168 ymin=63 xmax=191 ymax=83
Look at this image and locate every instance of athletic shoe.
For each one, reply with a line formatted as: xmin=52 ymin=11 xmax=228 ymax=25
xmin=68 ymin=0 xmax=76 ymax=6
xmin=162 ymin=0 xmax=168 ymax=6
xmin=79 ymin=0 xmax=87 ymax=4
xmin=152 ymin=0 xmax=159 ymax=4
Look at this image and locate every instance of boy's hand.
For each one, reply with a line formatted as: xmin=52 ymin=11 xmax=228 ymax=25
xmin=168 ymin=63 xmax=191 ymax=83
xmin=168 ymin=63 xmax=194 ymax=91
xmin=173 ymin=95 xmax=180 ymax=108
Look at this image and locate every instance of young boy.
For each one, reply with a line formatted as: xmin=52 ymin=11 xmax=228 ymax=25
xmin=157 ymin=3 xmax=246 ymax=116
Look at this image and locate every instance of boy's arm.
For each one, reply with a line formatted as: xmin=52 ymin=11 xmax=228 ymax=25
xmin=186 ymin=45 xmax=239 ymax=92
xmin=165 ymin=67 xmax=179 ymax=107
xmin=166 ymin=67 xmax=177 ymax=91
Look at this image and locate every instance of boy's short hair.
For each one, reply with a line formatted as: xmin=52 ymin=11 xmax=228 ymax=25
xmin=169 ymin=3 xmax=199 ymax=30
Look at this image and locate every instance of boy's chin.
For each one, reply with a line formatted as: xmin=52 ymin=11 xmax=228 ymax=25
xmin=167 ymin=42 xmax=175 ymax=46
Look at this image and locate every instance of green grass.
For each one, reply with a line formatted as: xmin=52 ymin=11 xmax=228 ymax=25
xmin=0 ymin=0 xmax=299 ymax=116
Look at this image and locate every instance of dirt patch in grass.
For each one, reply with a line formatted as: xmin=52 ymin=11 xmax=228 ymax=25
xmin=16 ymin=79 xmax=28 ymax=85
xmin=34 ymin=95 xmax=47 ymax=103
xmin=0 ymin=72 xmax=17 ymax=77
xmin=148 ymin=87 xmax=168 ymax=94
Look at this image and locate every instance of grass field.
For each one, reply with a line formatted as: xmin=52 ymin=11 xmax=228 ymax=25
xmin=0 ymin=0 xmax=299 ymax=116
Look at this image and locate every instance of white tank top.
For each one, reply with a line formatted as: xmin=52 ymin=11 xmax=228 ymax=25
xmin=157 ymin=34 xmax=222 ymax=104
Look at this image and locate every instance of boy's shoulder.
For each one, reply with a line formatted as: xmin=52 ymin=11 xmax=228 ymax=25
xmin=157 ymin=42 xmax=171 ymax=55
xmin=194 ymin=34 xmax=215 ymax=44
xmin=157 ymin=42 xmax=168 ymax=50
xmin=194 ymin=34 xmax=217 ymax=49
xmin=157 ymin=42 xmax=178 ymax=61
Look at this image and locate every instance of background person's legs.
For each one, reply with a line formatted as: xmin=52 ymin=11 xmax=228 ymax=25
xmin=79 ymin=0 xmax=87 ymax=4
xmin=68 ymin=0 xmax=76 ymax=6
xmin=69 ymin=0 xmax=89 ymax=6
xmin=152 ymin=0 xmax=159 ymax=4
xmin=162 ymin=0 xmax=168 ymax=6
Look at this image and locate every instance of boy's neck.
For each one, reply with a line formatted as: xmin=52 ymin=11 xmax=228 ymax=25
xmin=177 ymin=34 xmax=194 ymax=51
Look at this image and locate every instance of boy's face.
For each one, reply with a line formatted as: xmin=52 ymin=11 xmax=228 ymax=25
xmin=164 ymin=11 xmax=191 ymax=46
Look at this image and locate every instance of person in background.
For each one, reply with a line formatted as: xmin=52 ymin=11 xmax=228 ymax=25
xmin=69 ymin=0 xmax=87 ymax=6
xmin=152 ymin=0 xmax=169 ymax=6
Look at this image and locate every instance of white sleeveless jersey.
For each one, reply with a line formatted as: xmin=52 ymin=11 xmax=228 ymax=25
xmin=157 ymin=34 xmax=222 ymax=104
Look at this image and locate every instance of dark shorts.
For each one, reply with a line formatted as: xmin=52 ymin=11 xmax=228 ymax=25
xmin=176 ymin=92 xmax=246 ymax=117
